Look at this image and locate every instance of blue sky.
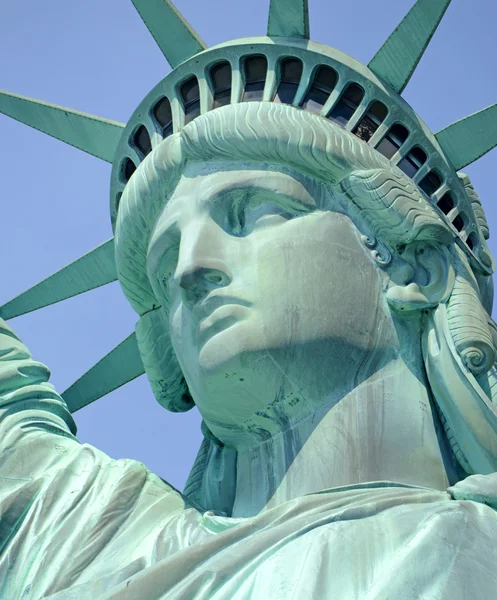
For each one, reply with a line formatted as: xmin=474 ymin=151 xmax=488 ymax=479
xmin=0 ymin=0 xmax=496 ymax=491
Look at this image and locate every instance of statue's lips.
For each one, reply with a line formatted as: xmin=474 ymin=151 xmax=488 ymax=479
xmin=195 ymin=296 xmax=251 ymax=346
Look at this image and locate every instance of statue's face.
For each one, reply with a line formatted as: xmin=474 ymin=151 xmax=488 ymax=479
xmin=147 ymin=162 xmax=397 ymax=445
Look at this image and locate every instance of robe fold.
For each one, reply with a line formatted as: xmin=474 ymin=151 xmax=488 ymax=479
xmin=1 ymin=320 xmax=496 ymax=599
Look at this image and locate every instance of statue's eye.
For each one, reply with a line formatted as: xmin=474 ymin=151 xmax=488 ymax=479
xmin=230 ymin=202 xmax=294 ymax=236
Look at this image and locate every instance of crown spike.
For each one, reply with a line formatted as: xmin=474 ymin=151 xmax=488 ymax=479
xmin=62 ymin=333 xmax=144 ymax=413
xmin=130 ymin=0 xmax=206 ymax=68
xmin=0 ymin=91 xmax=124 ymax=162
xmin=267 ymin=0 xmax=310 ymax=39
xmin=368 ymin=0 xmax=452 ymax=94
xmin=435 ymin=104 xmax=497 ymax=171
xmin=0 ymin=240 xmax=117 ymax=321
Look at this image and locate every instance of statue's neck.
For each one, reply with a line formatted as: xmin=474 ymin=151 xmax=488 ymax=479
xmin=231 ymin=358 xmax=458 ymax=518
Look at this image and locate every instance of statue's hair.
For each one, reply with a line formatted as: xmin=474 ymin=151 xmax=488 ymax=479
xmin=447 ymin=247 xmax=495 ymax=374
xmin=114 ymin=102 xmax=497 ymax=493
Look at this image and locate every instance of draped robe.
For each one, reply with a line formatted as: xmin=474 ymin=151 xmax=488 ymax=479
xmin=1 ymin=320 xmax=496 ymax=599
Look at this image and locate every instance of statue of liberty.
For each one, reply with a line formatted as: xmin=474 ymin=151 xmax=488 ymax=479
xmin=1 ymin=0 xmax=497 ymax=597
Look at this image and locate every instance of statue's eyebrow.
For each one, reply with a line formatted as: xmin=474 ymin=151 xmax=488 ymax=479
xmin=202 ymin=179 xmax=317 ymax=212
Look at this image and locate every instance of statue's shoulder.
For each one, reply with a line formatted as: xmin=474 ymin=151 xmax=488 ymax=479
xmin=73 ymin=442 xmax=193 ymax=514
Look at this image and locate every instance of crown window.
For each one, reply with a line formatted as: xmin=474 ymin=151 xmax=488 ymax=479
xmin=121 ymin=158 xmax=136 ymax=184
xmin=437 ymin=192 xmax=455 ymax=215
xmin=376 ymin=124 xmax=409 ymax=160
xmin=353 ymin=101 xmax=388 ymax=143
xmin=180 ymin=76 xmax=201 ymax=124
xmin=152 ymin=97 xmax=173 ymax=138
xmin=210 ymin=61 xmax=232 ymax=109
xmin=467 ymin=232 xmax=478 ymax=251
xmin=274 ymin=57 xmax=303 ymax=105
xmin=328 ymin=83 xmax=365 ymax=127
xmin=301 ymin=65 xmax=338 ymax=114
xmin=452 ymin=213 xmax=466 ymax=232
xmin=419 ymin=170 xmax=442 ymax=197
xmin=242 ymin=55 xmax=268 ymax=102
xmin=398 ymin=146 xmax=427 ymax=178
xmin=131 ymin=125 xmax=152 ymax=158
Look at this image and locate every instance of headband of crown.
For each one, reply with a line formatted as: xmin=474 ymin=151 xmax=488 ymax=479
xmin=1 ymin=0 xmax=496 ymax=412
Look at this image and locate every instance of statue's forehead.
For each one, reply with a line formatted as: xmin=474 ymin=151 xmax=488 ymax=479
xmin=167 ymin=161 xmax=325 ymax=211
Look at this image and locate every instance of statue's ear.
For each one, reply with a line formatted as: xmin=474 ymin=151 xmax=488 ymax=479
xmin=386 ymin=241 xmax=455 ymax=312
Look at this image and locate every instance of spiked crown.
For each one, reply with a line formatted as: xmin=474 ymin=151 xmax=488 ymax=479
xmin=1 ymin=0 xmax=496 ymax=413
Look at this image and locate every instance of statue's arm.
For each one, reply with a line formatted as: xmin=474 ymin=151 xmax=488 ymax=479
xmin=0 ymin=317 xmax=79 ymax=464
xmin=0 ymin=317 xmax=190 ymax=597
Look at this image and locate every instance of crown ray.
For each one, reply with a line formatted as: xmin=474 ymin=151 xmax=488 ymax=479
xmin=368 ymin=0 xmax=452 ymax=94
xmin=131 ymin=0 xmax=206 ymax=68
xmin=435 ymin=104 xmax=497 ymax=171
xmin=62 ymin=332 xmax=145 ymax=413
xmin=0 ymin=239 xmax=117 ymax=321
xmin=267 ymin=0 xmax=310 ymax=39
xmin=0 ymin=91 xmax=124 ymax=162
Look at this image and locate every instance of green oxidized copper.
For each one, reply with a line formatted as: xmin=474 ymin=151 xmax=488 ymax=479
xmin=1 ymin=0 xmax=497 ymax=598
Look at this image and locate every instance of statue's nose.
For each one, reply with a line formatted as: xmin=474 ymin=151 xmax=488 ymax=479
xmin=173 ymin=221 xmax=232 ymax=306
xmin=177 ymin=265 xmax=231 ymax=305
